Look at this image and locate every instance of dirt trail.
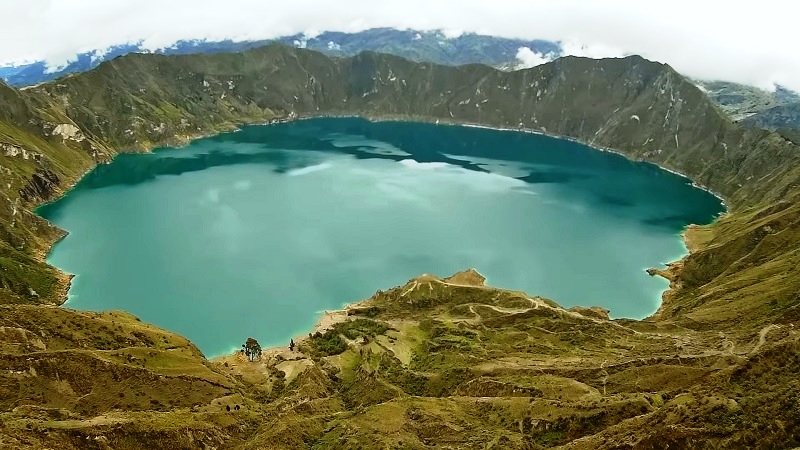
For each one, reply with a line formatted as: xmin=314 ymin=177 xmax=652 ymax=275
xmin=430 ymin=276 xmax=643 ymax=336
xmin=750 ymin=324 xmax=780 ymax=355
xmin=467 ymin=296 xmax=541 ymax=317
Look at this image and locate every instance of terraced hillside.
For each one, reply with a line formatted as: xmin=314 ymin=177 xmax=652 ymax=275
xmin=1 ymin=45 xmax=799 ymax=448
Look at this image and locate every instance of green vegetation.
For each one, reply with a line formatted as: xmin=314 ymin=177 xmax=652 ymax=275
xmin=307 ymin=329 xmax=347 ymax=356
xmin=305 ymin=318 xmax=390 ymax=356
xmin=0 ymin=45 xmax=799 ymax=448
xmin=242 ymin=337 xmax=262 ymax=361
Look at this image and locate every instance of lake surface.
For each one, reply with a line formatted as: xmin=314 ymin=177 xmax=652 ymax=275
xmin=39 ymin=118 xmax=724 ymax=357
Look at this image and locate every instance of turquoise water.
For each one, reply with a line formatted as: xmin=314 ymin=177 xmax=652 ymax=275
xmin=38 ymin=118 xmax=723 ymax=357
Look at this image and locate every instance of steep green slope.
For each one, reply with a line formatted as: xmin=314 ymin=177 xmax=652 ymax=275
xmin=0 ymin=80 xmax=113 ymax=303
xmin=0 ymin=45 xmax=799 ymax=448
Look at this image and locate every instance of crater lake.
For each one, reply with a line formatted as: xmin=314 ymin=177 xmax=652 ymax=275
xmin=38 ymin=118 xmax=724 ymax=356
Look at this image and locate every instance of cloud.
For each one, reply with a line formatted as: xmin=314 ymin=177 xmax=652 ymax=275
xmin=0 ymin=0 xmax=798 ymax=92
xmin=89 ymin=47 xmax=111 ymax=63
xmin=440 ymin=28 xmax=464 ymax=39
xmin=559 ymin=40 xmax=625 ymax=60
xmin=515 ymin=47 xmax=554 ymax=69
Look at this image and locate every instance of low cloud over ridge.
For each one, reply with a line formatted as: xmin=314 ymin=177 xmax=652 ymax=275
xmin=515 ymin=47 xmax=554 ymax=69
xmin=1 ymin=0 xmax=798 ymax=91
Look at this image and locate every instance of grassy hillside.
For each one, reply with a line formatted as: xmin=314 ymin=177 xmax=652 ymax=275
xmin=3 ymin=271 xmax=799 ymax=448
xmin=0 ymin=45 xmax=799 ymax=448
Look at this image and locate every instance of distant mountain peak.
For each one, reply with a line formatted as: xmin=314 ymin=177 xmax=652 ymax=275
xmin=0 ymin=28 xmax=560 ymax=88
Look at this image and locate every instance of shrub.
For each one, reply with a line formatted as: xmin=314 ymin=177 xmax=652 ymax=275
xmin=306 ymin=319 xmax=389 ymax=356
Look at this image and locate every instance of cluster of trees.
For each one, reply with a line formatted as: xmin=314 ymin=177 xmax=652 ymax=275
xmin=241 ymin=337 xmax=298 ymax=362
xmin=241 ymin=337 xmax=262 ymax=361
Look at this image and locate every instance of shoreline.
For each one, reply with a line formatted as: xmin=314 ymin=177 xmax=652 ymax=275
xmin=32 ymin=125 xmax=247 ymax=306
xmin=33 ymin=111 xmax=729 ymax=353
xmin=31 ymin=165 xmax=96 ymax=306
xmin=210 ymin=299 xmax=370 ymax=362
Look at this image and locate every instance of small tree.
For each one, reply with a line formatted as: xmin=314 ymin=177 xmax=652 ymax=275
xmin=242 ymin=337 xmax=262 ymax=362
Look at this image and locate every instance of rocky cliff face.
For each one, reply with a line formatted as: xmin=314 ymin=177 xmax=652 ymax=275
xmin=743 ymin=102 xmax=800 ymax=130
xmin=1 ymin=46 xmax=799 ymax=448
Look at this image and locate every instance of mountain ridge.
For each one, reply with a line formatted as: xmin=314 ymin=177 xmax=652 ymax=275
xmin=0 ymin=29 xmax=560 ymax=87
xmin=4 ymin=27 xmax=798 ymax=132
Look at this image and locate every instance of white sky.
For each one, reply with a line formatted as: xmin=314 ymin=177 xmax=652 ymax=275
xmin=1 ymin=0 xmax=797 ymax=91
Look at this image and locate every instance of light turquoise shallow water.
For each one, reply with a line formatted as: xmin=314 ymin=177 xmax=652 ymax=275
xmin=38 ymin=118 xmax=724 ymax=357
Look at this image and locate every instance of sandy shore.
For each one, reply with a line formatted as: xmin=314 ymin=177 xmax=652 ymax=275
xmin=287 ymin=297 xmax=375 ymax=347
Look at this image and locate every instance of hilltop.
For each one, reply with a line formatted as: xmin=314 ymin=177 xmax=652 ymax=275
xmin=0 ymin=45 xmax=799 ymax=448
